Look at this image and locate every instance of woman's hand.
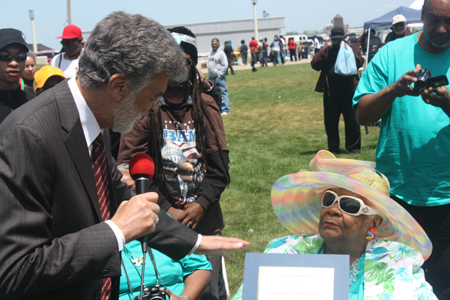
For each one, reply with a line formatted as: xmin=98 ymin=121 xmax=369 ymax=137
xmin=178 ymin=202 xmax=205 ymax=230
xmin=197 ymin=70 xmax=211 ymax=90
xmin=167 ymin=207 xmax=184 ymax=220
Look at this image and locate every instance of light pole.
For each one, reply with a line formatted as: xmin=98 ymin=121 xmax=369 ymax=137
xmin=29 ymin=10 xmax=38 ymax=54
xmin=252 ymin=0 xmax=258 ymax=40
xmin=67 ymin=0 xmax=71 ymax=25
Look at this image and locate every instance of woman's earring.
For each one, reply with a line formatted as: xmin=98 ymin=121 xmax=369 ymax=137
xmin=366 ymin=228 xmax=377 ymax=241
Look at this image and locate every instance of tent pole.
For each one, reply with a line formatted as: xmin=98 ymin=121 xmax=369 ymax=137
xmin=366 ymin=28 xmax=371 ymax=67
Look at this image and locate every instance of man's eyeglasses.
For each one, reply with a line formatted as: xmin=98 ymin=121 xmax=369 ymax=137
xmin=60 ymin=39 xmax=80 ymax=46
xmin=185 ymin=58 xmax=192 ymax=66
xmin=151 ymin=94 xmax=164 ymax=110
xmin=0 ymin=54 xmax=27 ymax=62
xmin=321 ymin=190 xmax=377 ymax=217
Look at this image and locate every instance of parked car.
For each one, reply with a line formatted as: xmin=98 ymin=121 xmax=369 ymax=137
xmin=348 ymin=33 xmax=359 ymax=44
xmin=35 ymin=50 xmax=60 ymax=64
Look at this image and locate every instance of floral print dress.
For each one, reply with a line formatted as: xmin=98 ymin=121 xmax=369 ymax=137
xmin=230 ymin=234 xmax=437 ymax=300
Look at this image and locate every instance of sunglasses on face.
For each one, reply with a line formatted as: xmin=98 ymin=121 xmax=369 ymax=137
xmin=0 ymin=54 xmax=27 ymax=62
xmin=321 ymin=190 xmax=377 ymax=216
xmin=185 ymin=58 xmax=192 ymax=66
xmin=60 ymin=39 xmax=80 ymax=46
xmin=151 ymin=94 xmax=164 ymax=110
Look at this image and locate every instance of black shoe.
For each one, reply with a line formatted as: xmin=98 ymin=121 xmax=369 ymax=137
xmin=252 ymin=68 xmax=258 ymax=72
xmin=231 ymin=72 xmax=235 ymax=75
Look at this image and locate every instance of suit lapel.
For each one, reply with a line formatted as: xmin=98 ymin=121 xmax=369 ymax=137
xmin=55 ymin=80 xmax=102 ymax=222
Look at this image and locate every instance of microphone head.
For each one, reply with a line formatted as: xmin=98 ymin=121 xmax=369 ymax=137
xmin=129 ymin=153 xmax=155 ymax=179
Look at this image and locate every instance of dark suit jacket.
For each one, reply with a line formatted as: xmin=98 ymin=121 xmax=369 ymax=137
xmin=0 ymin=80 xmax=198 ymax=300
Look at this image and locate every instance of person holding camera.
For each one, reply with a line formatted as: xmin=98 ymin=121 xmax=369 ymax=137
xmin=311 ymin=26 xmax=364 ymax=155
xmin=353 ymin=0 xmax=450 ymax=297
xmin=119 ymin=239 xmax=211 ymax=300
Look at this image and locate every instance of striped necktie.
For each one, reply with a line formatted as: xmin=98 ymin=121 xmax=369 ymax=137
xmin=91 ymin=133 xmax=111 ymax=300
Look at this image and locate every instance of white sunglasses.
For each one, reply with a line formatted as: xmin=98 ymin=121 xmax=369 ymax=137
xmin=321 ymin=190 xmax=377 ymax=217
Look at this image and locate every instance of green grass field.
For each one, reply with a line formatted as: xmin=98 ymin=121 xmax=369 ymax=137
xmin=216 ymin=63 xmax=380 ymax=298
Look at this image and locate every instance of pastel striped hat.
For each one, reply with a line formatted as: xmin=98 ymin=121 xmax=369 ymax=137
xmin=271 ymin=150 xmax=432 ymax=260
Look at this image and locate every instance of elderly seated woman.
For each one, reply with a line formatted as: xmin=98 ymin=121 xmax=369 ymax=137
xmin=231 ymin=150 xmax=437 ymax=300
xmin=120 ymin=239 xmax=211 ymax=300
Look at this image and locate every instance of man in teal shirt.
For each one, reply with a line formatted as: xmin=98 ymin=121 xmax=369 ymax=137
xmin=353 ymin=0 xmax=450 ymax=297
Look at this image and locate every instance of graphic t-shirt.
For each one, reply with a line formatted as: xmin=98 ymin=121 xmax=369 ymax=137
xmin=160 ymin=111 xmax=206 ymax=208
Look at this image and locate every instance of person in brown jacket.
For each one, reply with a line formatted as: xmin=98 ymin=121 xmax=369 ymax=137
xmin=311 ymin=26 xmax=364 ymax=154
xmin=117 ymin=26 xmax=230 ymax=300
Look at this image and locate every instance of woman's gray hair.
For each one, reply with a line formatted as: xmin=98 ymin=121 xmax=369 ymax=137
xmin=78 ymin=12 xmax=188 ymax=93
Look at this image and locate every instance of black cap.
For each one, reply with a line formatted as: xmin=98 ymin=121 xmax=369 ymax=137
xmin=0 ymin=28 xmax=29 ymax=52
xmin=330 ymin=26 xmax=345 ymax=39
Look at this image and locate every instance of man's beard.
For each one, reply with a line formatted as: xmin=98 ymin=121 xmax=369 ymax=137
xmin=394 ymin=28 xmax=406 ymax=36
xmin=112 ymin=93 xmax=149 ymax=133
xmin=424 ymin=30 xmax=450 ymax=49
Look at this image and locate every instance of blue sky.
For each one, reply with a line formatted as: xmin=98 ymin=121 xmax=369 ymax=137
xmin=1 ymin=0 xmax=417 ymax=51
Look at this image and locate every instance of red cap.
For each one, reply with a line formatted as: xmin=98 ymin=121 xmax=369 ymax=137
xmin=57 ymin=25 xmax=82 ymax=39
xmin=129 ymin=153 xmax=155 ymax=179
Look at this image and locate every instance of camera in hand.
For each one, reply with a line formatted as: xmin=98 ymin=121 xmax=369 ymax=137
xmin=414 ymin=68 xmax=449 ymax=92
xmin=134 ymin=285 xmax=166 ymax=300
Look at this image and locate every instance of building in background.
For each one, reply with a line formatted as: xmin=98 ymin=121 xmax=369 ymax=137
xmin=84 ymin=16 xmax=285 ymax=58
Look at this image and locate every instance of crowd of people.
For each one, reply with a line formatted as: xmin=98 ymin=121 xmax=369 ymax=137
xmin=0 ymin=0 xmax=450 ymax=299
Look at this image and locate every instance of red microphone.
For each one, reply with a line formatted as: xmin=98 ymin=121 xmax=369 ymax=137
xmin=129 ymin=153 xmax=155 ymax=195
xmin=129 ymin=153 xmax=155 ymax=300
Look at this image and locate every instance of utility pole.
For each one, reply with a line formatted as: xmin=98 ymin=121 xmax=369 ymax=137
xmin=29 ymin=10 xmax=38 ymax=54
xmin=252 ymin=0 xmax=258 ymax=39
xmin=67 ymin=0 xmax=71 ymax=25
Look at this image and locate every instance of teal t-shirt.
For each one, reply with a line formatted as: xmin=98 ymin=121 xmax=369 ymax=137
xmin=353 ymin=33 xmax=450 ymax=206
xmin=119 ymin=240 xmax=212 ymax=300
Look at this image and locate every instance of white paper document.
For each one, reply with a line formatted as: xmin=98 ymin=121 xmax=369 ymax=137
xmin=257 ymin=266 xmax=335 ymax=300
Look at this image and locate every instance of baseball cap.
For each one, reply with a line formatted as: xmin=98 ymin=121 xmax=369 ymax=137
xmin=392 ymin=14 xmax=406 ymax=25
xmin=0 ymin=28 xmax=28 ymax=52
xmin=330 ymin=26 xmax=345 ymax=39
xmin=57 ymin=25 xmax=82 ymax=39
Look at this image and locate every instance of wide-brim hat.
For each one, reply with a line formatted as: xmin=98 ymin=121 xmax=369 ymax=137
xmin=271 ymin=150 xmax=432 ymax=260
xmin=330 ymin=26 xmax=345 ymax=39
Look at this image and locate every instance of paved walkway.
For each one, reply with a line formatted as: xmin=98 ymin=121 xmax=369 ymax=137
xmin=197 ymin=56 xmax=313 ymax=73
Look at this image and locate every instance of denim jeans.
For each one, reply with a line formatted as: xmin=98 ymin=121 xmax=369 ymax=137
xmin=273 ymin=51 xmax=281 ymax=66
xmin=211 ymin=76 xmax=229 ymax=113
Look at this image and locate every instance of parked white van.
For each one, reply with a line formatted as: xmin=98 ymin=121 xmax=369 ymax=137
xmin=283 ymin=34 xmax=311 ymax=44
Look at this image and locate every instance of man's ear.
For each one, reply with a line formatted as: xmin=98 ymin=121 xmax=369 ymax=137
xmin=108 ymin=73 xmax=129 ymax=102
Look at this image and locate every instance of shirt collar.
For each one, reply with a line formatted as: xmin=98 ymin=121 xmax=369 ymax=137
xmin=68 ymin=77 xmax=101 ymax=153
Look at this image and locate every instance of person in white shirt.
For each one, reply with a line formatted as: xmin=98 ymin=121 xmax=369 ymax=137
xmin=50 ymin=25 xmax=83 ymax=78
xmin=313 ymin=35 xmax=321 ymax=55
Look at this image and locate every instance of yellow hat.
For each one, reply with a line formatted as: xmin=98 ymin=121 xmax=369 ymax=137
xmin=34 ymin=66 xmax=65 ymax=94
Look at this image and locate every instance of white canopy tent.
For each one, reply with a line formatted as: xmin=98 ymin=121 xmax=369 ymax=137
xmin=410 ymin=0 xmax=424 ymax=10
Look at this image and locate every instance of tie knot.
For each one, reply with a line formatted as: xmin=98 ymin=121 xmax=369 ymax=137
xmin=93 ymin=133 xmax=104 ymax=148
xmin=92 ymin=133 xmax=105 ymax=158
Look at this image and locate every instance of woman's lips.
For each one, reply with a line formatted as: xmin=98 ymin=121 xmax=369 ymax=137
xmin=323 ymin=222 xmax=339 ymax=228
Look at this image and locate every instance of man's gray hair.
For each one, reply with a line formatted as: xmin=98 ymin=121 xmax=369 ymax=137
xmin=78 ymin=12 xmax=188 ymax=92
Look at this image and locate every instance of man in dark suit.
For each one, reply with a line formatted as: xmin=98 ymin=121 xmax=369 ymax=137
xmin=0 ymin=12 xmax=248 ymax=300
